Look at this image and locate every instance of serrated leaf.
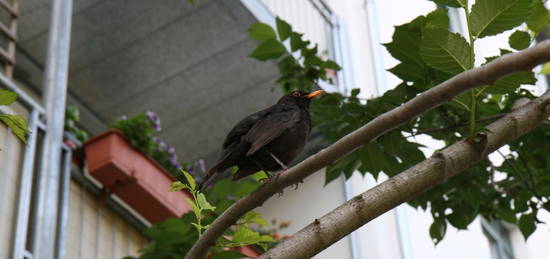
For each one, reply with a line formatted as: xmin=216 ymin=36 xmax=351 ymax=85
xmin=381 ymin=131 xmax=404 ymax=154
xmin=385 ymin=26 xmax=424 ymax=66
xmin=425 ymin=8 xmax=451 ymax=29
xmin=276 ymin=17 xmax=291 ymax=41
xmin=471 ymin=0 xmax=533 ymax=38
xmin=248 ymin=22 xmax=276 ymax=41
xmin=485 ymin=71 xmax=536 ymax=94
xmin=181 ymin=170 xmax=196 ymax=191
xmin=429 ymin=219 xmax=447 ymax=244
xmin=250 ymin=39 xmax=287 ymax=61
xmin=509 ymin=30 xmax=531 ymax=50
xmin=0 ymin=89 xmax=17 ymax=105
xmin=227 ymin=226 xmax=275 ymax=247
xmin=290 ymin=32 xmax=308 ymax=52
xmin=0 ymin=114 xmax=30 ymax=144
xmin=197 ymin=193 xmax=216 ymax=211
xmin=388 ymin=62 xmax=427 ymax=83
xmin=169 ymin=181 xmax=187 ymax=192
xmin=518 ymin=213 xmax=536 ymax=240
xmin=527 ymin=0 xmax=550 ymax=33
xmin=420 ymin=28 xmax=472 ymax=74
xmin=241 ymin=211 xmax=270 ymax=226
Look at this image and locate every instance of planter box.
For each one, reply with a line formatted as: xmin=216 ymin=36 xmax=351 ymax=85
xmin=84 ymin=129 xmax=191 ymax=223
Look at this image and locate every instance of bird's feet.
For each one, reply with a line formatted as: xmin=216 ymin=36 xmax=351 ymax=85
xmin=270 ymin=152 xmax=289 ymax=170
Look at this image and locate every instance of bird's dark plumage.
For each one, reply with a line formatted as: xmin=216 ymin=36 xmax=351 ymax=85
xmin=198 ymin=90 xmax=323 ymax=191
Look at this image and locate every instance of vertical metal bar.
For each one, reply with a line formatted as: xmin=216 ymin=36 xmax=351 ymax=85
xmin=32 ymin=0 xmax=73 ymax=257
xmin=12 ymin=110 xmax=39 ymax=259
xmin=54 ymin=147 xmax=72 ymax=259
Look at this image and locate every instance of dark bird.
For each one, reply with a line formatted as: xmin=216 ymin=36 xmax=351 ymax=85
xmin=198 ymin=90 xmax=324 ymax=191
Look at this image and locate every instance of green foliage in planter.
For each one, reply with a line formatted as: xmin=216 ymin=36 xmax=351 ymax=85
xmin=110 ymin=111 xmax=185 ymax=178
xmin=65 ymin=105 xmax=89 ymax=143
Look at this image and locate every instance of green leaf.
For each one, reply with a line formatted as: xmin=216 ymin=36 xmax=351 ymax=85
xmin=169 ymin=181 xmax=187 ymax=192
xmin=248 ymin=22 xmax=277 ymax=41
xmin=324 ymin=60 xmax=341 ymax=71
xmin=250 ymin=39 xmax=287 ymax=61
xmin=420 ymin=28 xmax=473 ymax=74
xmin=197 ymin=193 xmax=216 ymax=211
xmin=509 ymin=30 xmax=531 ymax=50
xmin=380 ymin=131 xmax=403 ymax=155
xmin=240 ymin=211 xmax=270 ymax=226
xmin=290 ymin=32 xmax=308 ymax=52
xmin=226 ymin=225 xmax=275 ymax=247
xmin=518 ymin=213 xmax=536 ymax=240
xmin=0 ymin=89 xmax=17 ymax=105
xmin=485 ymin=71 xmax=536 ymax=94
xmin=0 ymin=114 xmax=30 ymax=143
xmin=182 ymin=170 xmax=196 ymax=191
xmin=276 ymin=17 xmax=292 ymax=41
xmin=212 ymin=251 xmax=249 ymax=259
xmin=184 ymin=197 xmax=201 ymax=219
xmin=447 ymin=206 xmax=477 ymax=229
xmin=384 ymin=9 xmax=450 ymax=68
xmin=527 ymin=0 xmax=550 ymax=33
xmin=429 ymin=218 xmax=447 ymax=244
xmin=471 ymin=0 xmax=533 ymax=38
xmin=388 ymin=62 xmax=427 ymax=83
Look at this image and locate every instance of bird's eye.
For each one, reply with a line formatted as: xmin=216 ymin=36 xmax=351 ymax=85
xmin=292 ymin=91 xmax=301 ymax=97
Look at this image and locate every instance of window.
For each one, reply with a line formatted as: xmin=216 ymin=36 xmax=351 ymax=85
xmin=482 ymin=219 xmax=515 ymax=259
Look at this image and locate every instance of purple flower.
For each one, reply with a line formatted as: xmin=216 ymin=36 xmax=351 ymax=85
xmin=167 ymin=144 xmax=176 ymax=155
xmin=197 ymin=159 xmax=206 ymax=173
xmin=175 ymin=164 xmax=182 ymax=170
xmin=186 ymin=165 xmax=195 ymax=174
xmin=156 ymin=139 xmax=166 ymax=151
xmin=145 ymin=111 xmax=161 ymax=132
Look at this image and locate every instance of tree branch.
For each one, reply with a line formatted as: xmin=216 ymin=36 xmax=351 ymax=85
xmin=185 ymin=40 xmax=550 ymax=259
xmin=260 ymin=89 xmax=550 ymax=259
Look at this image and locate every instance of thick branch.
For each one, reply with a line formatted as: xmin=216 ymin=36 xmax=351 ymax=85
xmin=261 ymin=89 xmax=550 ymax=259
xmin=185 ymin=40 xmax=550 ymax=259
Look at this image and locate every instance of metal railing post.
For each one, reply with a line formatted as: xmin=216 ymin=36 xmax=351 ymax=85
xmin=32 ymin=0 xmax=73 ymax=257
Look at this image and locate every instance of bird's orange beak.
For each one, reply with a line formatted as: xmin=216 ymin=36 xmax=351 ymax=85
xmin=307 ymin=90 xmax=324 ymax=99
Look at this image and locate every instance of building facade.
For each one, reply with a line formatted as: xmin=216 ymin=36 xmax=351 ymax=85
xmin=1 ymin=0 xmax=549 ymax=259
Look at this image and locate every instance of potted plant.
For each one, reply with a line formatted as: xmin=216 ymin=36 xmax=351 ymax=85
xmin=84 ymin=111 xmax=192 ymax=223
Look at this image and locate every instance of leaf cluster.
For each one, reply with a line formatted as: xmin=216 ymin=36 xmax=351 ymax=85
xmin=0 ymin=89 xmax=30 ymax=143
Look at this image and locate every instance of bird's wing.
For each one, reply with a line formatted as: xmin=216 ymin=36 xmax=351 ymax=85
xmin=223 ymin=107 xmax=272 ymax=149
xmin=245 ymin=108 xmax=300 ymax=156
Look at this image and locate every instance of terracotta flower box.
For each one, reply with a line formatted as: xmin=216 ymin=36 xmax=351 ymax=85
xmin=84 ymin=129 xmax=192 ymax=223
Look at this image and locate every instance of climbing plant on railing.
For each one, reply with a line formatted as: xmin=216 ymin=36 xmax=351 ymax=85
xmin=0 ymin=89 xmax=29 ymax=143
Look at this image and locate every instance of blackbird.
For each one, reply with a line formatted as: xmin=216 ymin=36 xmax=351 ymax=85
xmin=198 ymin=90 xmax=324 ymax=191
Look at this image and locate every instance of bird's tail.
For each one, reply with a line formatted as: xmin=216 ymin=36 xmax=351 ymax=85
xmin=198 ymin=162 xmax=223 ymax=192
